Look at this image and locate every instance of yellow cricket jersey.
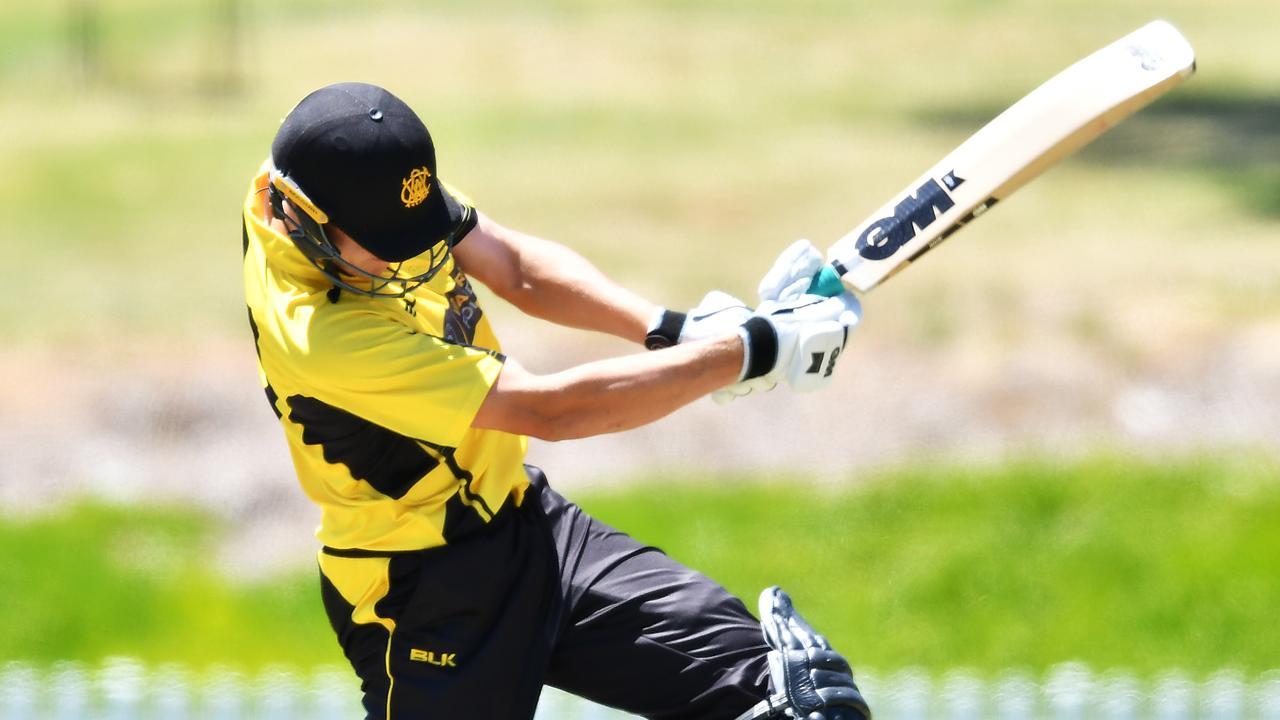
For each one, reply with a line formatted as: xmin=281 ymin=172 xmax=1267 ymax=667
xmin=241 ymin=165 xmax=530 ymax=552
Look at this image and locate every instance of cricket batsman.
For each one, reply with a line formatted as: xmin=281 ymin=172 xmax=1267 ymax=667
xmin=242 ymin=81 xmax=870 ymax=719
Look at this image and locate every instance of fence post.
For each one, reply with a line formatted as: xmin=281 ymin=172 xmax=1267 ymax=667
xmin=308 ymin=666 xmax=360 ymax=719
xmin=151 ymin=663 xmax=194 ymax=720
xmin=1152 ymin=671 xmax=1196 ymax=720
xmin=1258 ymin=671 xmax=1280 ymax=720
xmin=0 ymin=663 xmax=37 ymax=720
xmin=941 ymin=670 xmax=985 ymax=720
xmin=49 ymin=662 xmax=89 ymax=720
xmin=1202 ymin=671 xmax=1246 ymax=720
xmin=994 ymin=671 xmax=1039 ymax=720
xmin=1096 ymin=672 xmax=1144 ymax=720
xmin=203 ymin=665 xmax=246 ymax=720
xmin=99 ymin=658 xmax=146 ymax=720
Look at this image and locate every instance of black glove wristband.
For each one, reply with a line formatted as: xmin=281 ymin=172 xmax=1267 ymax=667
xmin=739 ymin=316 xmax=778 ymax=380
xmin=644 ymin=309 xmax=687 ymax=350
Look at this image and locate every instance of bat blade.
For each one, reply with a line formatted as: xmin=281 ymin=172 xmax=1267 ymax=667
xmin=817 ymin=19 xmax=1196 ymax=296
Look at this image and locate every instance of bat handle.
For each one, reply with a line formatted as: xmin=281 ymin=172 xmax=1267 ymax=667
xmin=807 ymin=264 xmax=845 ymax=298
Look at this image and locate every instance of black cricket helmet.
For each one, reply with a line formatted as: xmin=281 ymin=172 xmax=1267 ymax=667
xmin=268 ymin=82 xmax=474 ymax=297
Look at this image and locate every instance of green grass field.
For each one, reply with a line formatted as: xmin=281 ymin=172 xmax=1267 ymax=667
xmin=5 ymin=454 xmax=1278 ymax=675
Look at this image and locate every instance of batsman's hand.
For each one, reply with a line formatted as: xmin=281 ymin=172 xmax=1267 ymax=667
xmin=726 ymin=292 xmax=861 ymax=399
xmin=645 ymin=291 xmax=752 ymax=349
xmin=680 ymin=291 xmax=753 ymax=343
xmin=758 ymin=239 xmax=826 ymax=303
xmin=758 ymin=293 xmax=861 ymax=392
xmin=715 ymin=240 xmax=859 ymax=403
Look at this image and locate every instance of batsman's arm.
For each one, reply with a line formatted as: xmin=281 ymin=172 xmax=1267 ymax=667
xmin=454 ymin=211 xmax=656 ymax=344
xmin=472 ymin=334 xmax=743 ymax=441
xmin=472 ymin=293 xmax=858 ymax=440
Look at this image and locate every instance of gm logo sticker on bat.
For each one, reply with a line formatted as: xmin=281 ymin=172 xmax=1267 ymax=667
xmin=855 ymin=171 xmax=965 ymax=261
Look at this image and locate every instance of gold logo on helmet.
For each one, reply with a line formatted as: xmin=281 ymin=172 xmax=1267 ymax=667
xmin=401 ymin=167 xmax=432 ymax=208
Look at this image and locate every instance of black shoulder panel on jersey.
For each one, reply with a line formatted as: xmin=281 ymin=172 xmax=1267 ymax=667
xmin=287 ymin=395 xmax=441 ymax=500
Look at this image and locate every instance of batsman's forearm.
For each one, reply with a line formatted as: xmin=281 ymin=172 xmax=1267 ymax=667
xmin=543 ymin=337 xmax=742 ymax=439
xmin=508 ymin=238 xmax=655 ymax=343
xmin=473 ymin=222 xmax=655 ymax=343
xmin=509 ymin=260 xmax=655 ymax=340
xmin=477 ymin=334 xmax=743 ymax=441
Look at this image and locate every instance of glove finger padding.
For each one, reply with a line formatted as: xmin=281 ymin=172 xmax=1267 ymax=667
xmin=711 ymin=376 xmax=776 ymax=405
xmin=807 ymin=650 xmax=853 ymax=678
xmin=761 ymin=587 xmax=831 ymax=651
xmin=691 ymin=290 xmax=749 ymax=318
xmin=806 ymin=705 xmax=869 ymax=720
xmin=757 ymin=293 xmax=862 ymax=327
xmin=767 ymin=649 xmax=871 ymax=719
xmin=758 ymin=239 xmax=826 ymax=303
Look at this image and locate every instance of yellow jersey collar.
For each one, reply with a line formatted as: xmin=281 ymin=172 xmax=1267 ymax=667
xmin=244 ymin=165 xmax=331 ymax=287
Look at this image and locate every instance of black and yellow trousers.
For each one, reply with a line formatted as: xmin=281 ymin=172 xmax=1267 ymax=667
xmin=318 ymin=466 xmax=770 ymax=719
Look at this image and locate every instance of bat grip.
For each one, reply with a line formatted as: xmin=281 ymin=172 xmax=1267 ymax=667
xmin=807 ymin=264 xmax=845 ymax=298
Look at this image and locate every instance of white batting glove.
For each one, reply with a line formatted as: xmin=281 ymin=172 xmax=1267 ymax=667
xmin=757 ymin=239 xmax=825 ymax=303
xmin=713 ymin=240 xmax=854 ymax=403
xmin=723 ymin=293 xmax=862 ymax=400
xmin=644 ymin=291 xmax=753 ymax=350
xmin=758 ymin=293 xmax=862 ymax=391
xmin=680 ymin=291 xmax=753 ymax=343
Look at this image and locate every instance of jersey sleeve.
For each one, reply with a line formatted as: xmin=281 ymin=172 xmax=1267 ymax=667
xmin=442 ymin=181 xmax=479 ymax=247
xmin=297 ymin=309 xmax=505 ymax=449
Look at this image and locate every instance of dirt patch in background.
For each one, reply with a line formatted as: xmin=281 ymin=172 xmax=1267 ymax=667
xmin=3 ymin=316 xmax=1279 ymax=578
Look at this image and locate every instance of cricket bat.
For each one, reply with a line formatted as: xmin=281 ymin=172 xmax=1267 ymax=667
xmin=807 ymin=19 xmax=1197 ymax=298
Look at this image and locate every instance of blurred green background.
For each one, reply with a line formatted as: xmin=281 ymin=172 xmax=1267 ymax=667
xmin=1 ymin=0 xmax=1278 ymax=682
xmin=5 ymin=456 xmax=1280 ymax=676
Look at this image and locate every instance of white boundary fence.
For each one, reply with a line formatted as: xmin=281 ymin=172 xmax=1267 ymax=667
xmin=3 ymin=660 xmax=1279 ymax=719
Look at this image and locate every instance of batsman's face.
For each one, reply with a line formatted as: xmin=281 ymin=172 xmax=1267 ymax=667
xmin=272 ymin=199 xmax=390 ymax=278
xmin=328 ymin=225 xmax=391 ymax=278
